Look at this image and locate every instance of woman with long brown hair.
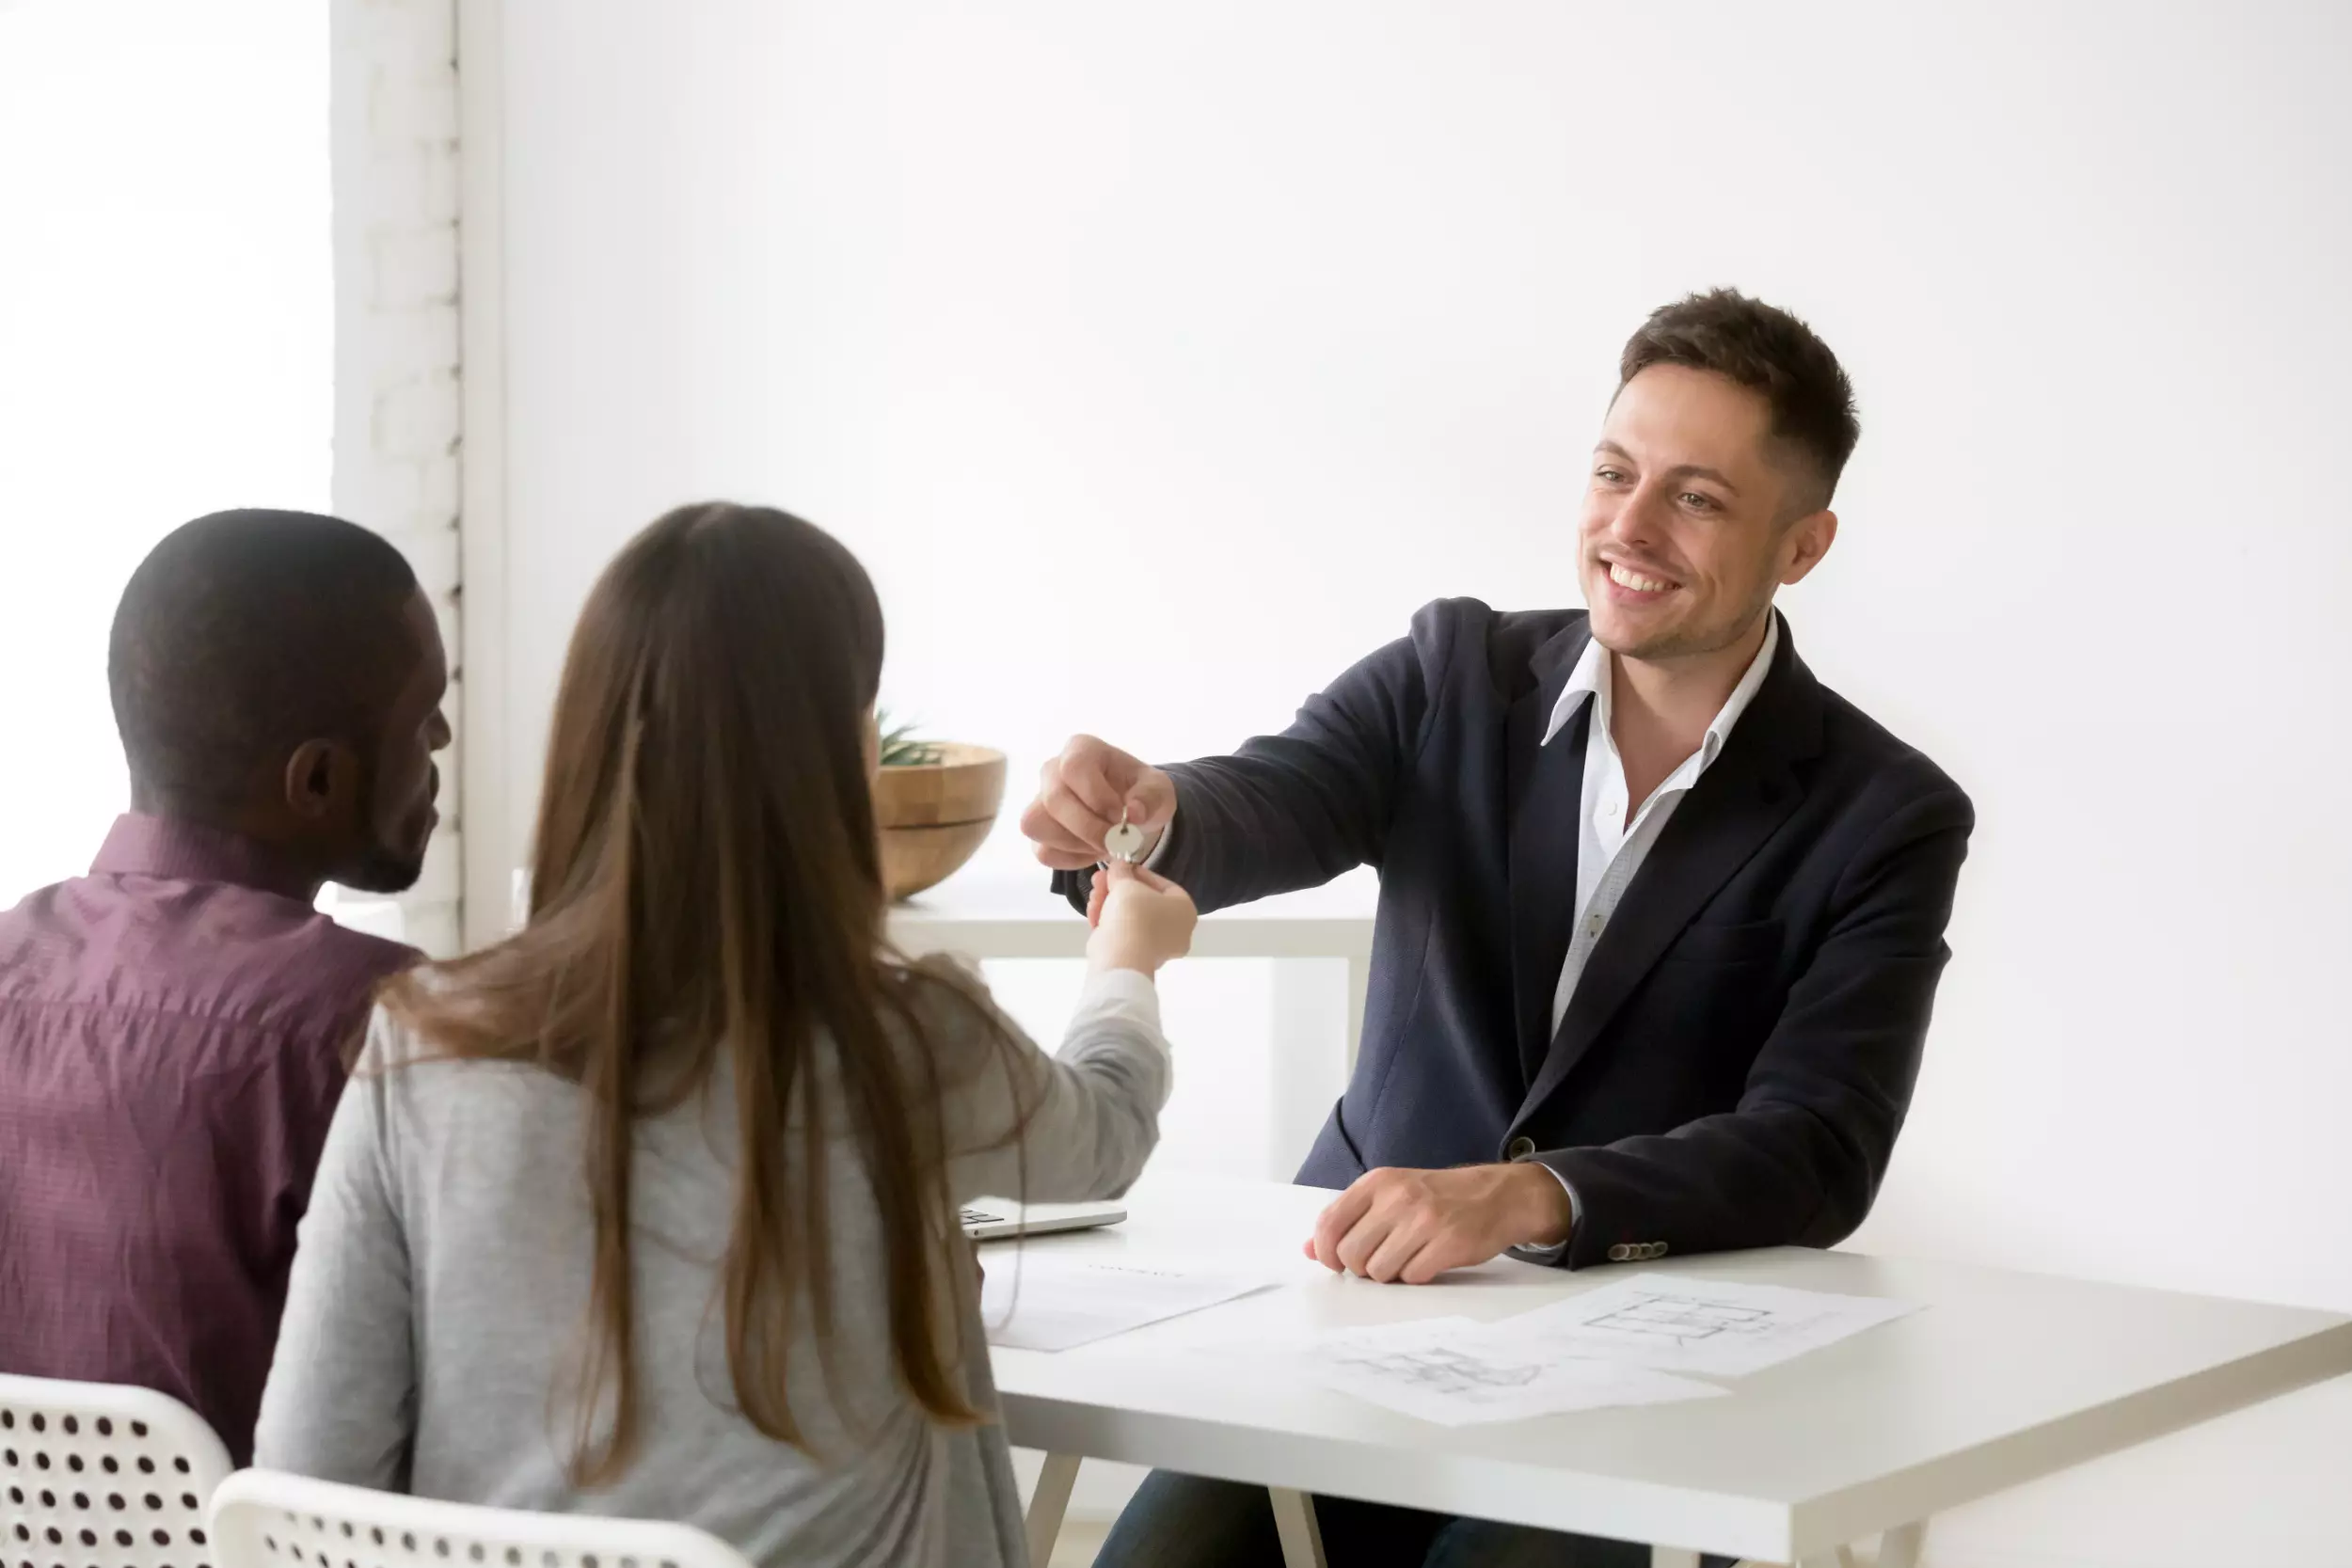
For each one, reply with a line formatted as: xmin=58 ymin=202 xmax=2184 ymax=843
xmin=254 ymin=504 xmax=1194 ymax=1567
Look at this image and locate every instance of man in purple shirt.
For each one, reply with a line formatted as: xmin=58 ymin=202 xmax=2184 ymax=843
xmin=0 ymin=509 xmax=451 ymax=1463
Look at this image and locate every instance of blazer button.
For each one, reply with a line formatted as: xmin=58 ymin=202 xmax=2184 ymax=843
xmin=1607 ymin=1243 xmax=1633 ymax=1262
xmin=1505 ymin=1136 xmax=1536 ymax=1161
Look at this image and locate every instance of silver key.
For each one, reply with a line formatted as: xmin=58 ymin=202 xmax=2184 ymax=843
xmin=1104 ymin=813 xmax=1147 ymax=863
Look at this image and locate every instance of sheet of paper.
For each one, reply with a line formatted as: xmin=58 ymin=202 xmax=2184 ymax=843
xmin=980 ymin=1253 xmax=1276 ymax=1352
xmin=1513 ymin=1274 xmax=1918 ymax=1377
xmin=1306 ymin=1316 xmax=1725 ymax=1427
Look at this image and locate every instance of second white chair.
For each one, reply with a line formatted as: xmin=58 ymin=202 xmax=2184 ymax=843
xmin=206 ymin=1471 xmax=756 ymax=1568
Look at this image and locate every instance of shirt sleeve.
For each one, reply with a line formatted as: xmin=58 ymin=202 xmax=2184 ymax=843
xmin=252 ymin=1009 xmax=418 ymax=1491
xmin=1141 ymin=806 xmax=1177 ymax=869
xmin=1507 ymin=1164 xmax=1581 ymax=1264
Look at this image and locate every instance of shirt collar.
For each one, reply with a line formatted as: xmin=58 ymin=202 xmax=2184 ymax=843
xmin=1542 ymin=612 xmax=1783 ymax=769
xmin=89 ymin=814 xmax=323 ymax=904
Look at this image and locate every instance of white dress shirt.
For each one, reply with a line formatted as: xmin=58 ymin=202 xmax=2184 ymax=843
xmin=1517 ymin=614 xmax=1779 ymax=1256
xmin=1545 ymin=614 xmax=1780 ymax=1034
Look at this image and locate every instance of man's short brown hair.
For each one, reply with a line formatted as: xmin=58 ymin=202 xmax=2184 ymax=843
xmin=1619 ymin=288 xmax=1860 ymax=513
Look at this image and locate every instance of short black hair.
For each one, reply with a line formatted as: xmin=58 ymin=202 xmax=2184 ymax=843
xmin=1620 ymin=289 xmax=1860 ymax=511
xmin=108 ymin=510 xmax=422 ymax=814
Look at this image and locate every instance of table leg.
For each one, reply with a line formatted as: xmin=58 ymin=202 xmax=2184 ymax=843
xmin=1877 ymin=1522 xmax=1927 ymax=1568
xmin=1268 ymin=1487 xmax=1327 ymax=1568
xmin=1739 ymin=1528 xmax=1921 ymax=1568
xmin=1025 ymin=1452 xmax=1080 ymax=1568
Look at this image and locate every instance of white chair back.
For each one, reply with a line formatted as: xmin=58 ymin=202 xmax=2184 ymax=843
xmin=0 ymin=1373 xmax=235 ymax=1568
xmin=206 ymin=1472 xmax=756 ymax=1568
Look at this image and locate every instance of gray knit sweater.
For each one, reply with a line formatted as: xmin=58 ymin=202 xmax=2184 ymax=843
xmin=254 ymin=968 xmax=1169 ymax=1568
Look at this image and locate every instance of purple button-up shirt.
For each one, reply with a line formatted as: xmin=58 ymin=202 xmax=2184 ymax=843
xmin=0 ymin=816 xmax=416 ymax=1463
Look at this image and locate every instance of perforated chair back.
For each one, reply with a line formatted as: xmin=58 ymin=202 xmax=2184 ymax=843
xmin=206 ymin=1472 xmax=756 ymax=1568
xmin=0 ymin=1374 xmax=235 ymax=1568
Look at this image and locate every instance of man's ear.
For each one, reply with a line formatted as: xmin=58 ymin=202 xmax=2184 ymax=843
xmin=282 ymin=739 xmax=344 ymax=821
xmin=1780 ymin=509 xmax=1838 ymax=587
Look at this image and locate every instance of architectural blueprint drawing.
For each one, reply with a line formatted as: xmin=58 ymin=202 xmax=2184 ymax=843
xmin=1306 ymin=1316 xmax=1724 ymax=1426
xmin=1516 ymin=1274 xmax=1919 ymax=1377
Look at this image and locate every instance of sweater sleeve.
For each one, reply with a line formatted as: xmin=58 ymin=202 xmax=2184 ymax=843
xmin=251 ymin=1008 xmax=419 ymax=1491
xmin=936 ymin=965 xmax=1171 ymax=1207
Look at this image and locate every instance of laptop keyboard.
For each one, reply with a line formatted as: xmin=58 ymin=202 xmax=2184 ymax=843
xmin=960 ymin=1208 xmax=1005 ymax=1228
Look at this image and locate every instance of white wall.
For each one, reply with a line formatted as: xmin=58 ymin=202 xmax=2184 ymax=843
xmin=0 ymin=0 xmax=464 ymax=947
xmin=0 ymin=0 xmax=330 ymax=908
xmin=482 ymin=4 xmax=2352 ymax=1558
xmin=329 ymin=0 xmax=469 ymax=956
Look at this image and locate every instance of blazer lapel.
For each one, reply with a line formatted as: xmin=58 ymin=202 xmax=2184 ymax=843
xmin=1520 ymin=620 xmax=1825 ymax=1114
xmin=1506 ymin=622 xmax=1593 ymax=1085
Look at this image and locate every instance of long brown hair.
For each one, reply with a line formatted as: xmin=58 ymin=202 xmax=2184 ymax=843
xmin=384 ymin=502 xmax=1016 ymax=1482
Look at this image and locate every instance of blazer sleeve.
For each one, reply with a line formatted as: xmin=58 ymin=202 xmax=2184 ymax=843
xmin=1055 ymin=600 xmax=1454 ymax=916
xmin=1535 ymin=775 xmax=1975 ymax=1267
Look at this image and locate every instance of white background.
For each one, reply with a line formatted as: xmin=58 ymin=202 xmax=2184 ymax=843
xmin=484 ymin=6 xmax=2352 ymax=1555
xmin=491 ymin=0 xmax=2352 ymax=1300
xmin=0 ymin=0 xmax=331 ymax=908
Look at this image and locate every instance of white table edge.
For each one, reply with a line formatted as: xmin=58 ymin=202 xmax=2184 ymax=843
xmin=997 ymin=1392 xmax=1793 ymax=1560
xmin=999 ymin=1294 xmax=2352 ymax=1562
xmin=889 ymin=913 xmax=1374 ymax=961
xmin=886 ymin=871 xmax=1377 ymax=962
xmin=1788 ymin=1316 xmax=2352 ymax=1555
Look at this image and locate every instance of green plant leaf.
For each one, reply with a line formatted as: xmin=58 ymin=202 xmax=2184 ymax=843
xmin=876 ymin=706 xmax=945 ymax=767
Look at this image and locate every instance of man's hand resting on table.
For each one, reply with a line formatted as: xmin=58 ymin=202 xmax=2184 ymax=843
xmin=1306 ymin=1164 xmax=1576 ymax=1284
xmin=1024 ymin=735 xmax=1178 ymax=871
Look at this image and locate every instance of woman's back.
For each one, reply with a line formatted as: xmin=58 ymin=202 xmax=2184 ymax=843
xmin=259 ymin=967 xmax=1171 ymax=1568
xmin=252 ymin=504 xmax=1195 ymax=1567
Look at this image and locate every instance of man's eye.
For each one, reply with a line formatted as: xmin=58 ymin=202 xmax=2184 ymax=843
xmin=1680 ymin=492 xmax=1718 ymax=511
xmin=1595 ymin=467 xmax=1628 ymax=483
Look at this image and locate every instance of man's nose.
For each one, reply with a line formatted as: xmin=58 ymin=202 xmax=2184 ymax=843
xmin=1606 ymin=483 xmax=1667 ymax=547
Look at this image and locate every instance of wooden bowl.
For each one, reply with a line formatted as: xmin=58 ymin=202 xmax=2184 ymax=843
xmin=873 ymin=742 xmax=1007 ymax=900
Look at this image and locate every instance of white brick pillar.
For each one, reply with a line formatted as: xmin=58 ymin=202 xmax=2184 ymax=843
xmin=329 ymin=0 xmax=465 ymax=956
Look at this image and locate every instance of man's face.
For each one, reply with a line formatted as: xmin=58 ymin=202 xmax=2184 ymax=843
xmin=343 ymin=591 xmax=452 ymax=895
xmin=1577 ymin=364 xmax=1835 ymax=665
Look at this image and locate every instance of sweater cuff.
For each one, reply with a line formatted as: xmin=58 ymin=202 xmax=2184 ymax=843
xmin=1075 ymin=965 xmax=1163 ymax=1033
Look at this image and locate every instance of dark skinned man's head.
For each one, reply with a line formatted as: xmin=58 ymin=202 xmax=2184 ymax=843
xmin=108 ymin=509 xmax=452 ymax=895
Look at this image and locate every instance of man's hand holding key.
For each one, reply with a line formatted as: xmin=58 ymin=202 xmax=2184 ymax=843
xmin=1023 ymin=735 xmax=1178 ymax=871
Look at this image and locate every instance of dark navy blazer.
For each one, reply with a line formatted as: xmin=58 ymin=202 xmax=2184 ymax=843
xmin=1060 ymin=599 xmax=1972 ymax=1270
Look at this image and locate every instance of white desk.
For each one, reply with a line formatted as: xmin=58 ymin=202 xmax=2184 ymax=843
xmin=888 ymin=867 xmax=1379 ymax=1069
xmin=992 ymin=1176 xmax=2352 ymax=1568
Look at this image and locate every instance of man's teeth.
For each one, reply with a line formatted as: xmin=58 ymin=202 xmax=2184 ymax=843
xmin=1609 ymin=563 xmax=1674 ymax=594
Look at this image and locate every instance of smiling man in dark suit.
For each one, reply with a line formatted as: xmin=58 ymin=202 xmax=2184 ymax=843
xmin=1024 ymin=289 xmax=1974 ymax=1568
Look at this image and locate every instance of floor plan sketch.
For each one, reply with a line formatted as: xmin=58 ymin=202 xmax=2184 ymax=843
xmin=1332 ymin=1342 xmax=1545 ymax=1396
xmin=1303 ymin=1316 xmax=1724 ymax=1426
xmin=1520 ymin=1275 xmax=1920 ymax=1378
xmin=1583 ymin=1291 xmax=1776 ymax=1344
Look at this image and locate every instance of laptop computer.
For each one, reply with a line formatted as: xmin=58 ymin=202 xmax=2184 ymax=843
xmin=960 ymin=1198 xmax=1128 ymax=1242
